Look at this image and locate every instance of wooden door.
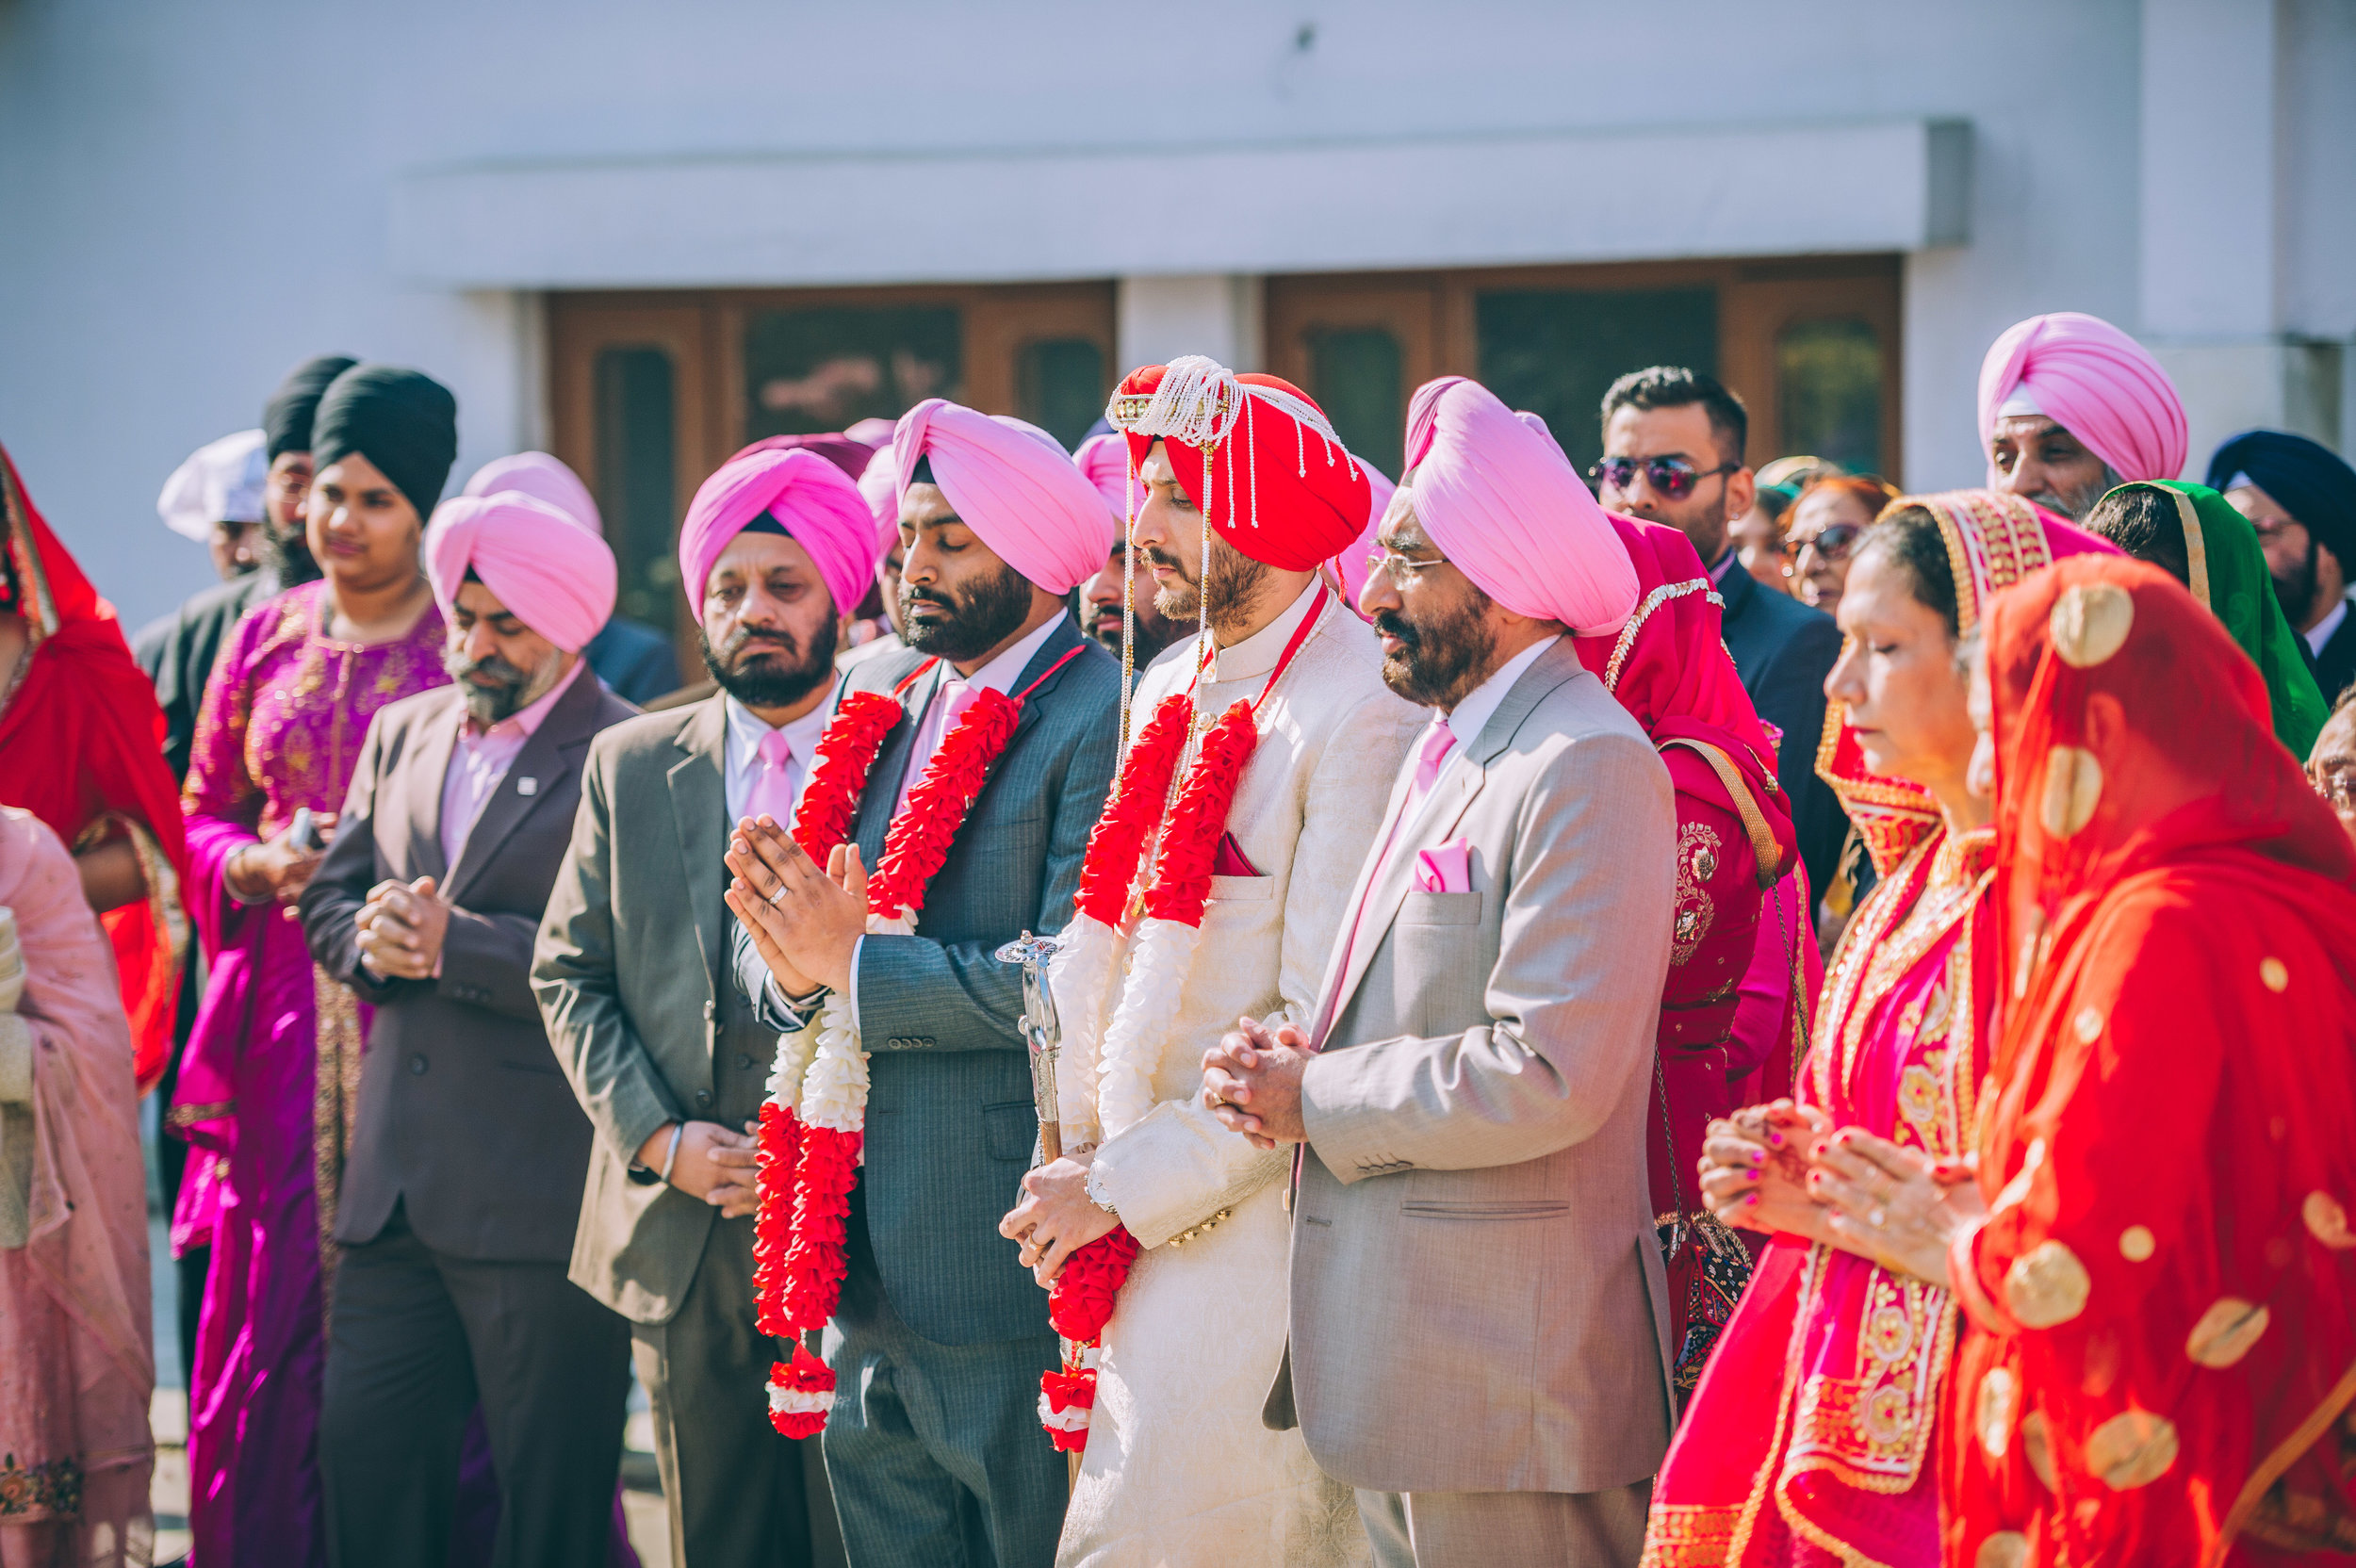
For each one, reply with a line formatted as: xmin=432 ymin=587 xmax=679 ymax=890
xmin=1724 ymin=260 xmax=1904 ymax=483
xmin=1265 ymin=276 xmax=1445 ymax=481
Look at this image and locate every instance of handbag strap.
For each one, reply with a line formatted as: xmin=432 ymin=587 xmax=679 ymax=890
xmin=1660 ymin=737 xmax=1787 ymax=890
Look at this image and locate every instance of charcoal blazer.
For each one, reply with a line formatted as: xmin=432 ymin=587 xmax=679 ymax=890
xmin=828 ymin=618 xmax=1121 ymax=1345
xmin=303 ymin=666 xmax=637 ymax=1261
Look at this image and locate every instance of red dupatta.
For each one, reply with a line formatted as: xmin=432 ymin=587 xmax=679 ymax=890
xmin=1947 ymin=556 xmax=2356 ymax=1566
xmin=0 ymin=446 xmax=188 ymax=1089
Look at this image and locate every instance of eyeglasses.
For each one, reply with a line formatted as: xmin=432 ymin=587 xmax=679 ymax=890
xmin=1786 ymin=522 xmax=1865 ymax=562
xmin=2314 ymin=762 xmax=2356 ymax=812
xmin=1364 ymin=544 xmax=1451 ymax=585
xmin=1586 ymin=455 xmax=1741 ymax=500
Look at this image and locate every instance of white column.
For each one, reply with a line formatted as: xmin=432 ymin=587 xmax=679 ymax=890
xmin=1115 ymin=275 xmax=1264 ymax=376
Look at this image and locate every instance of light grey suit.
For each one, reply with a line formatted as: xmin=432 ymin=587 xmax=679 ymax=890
xmin=1268 ymin=637 xmax=1679 ymax=1566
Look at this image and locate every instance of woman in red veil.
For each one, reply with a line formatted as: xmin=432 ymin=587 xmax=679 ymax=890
xmin=0 ymin=444 xmax=188 ymax=1087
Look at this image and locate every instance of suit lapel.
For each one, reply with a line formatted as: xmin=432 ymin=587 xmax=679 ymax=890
xmin=403 ymin=693 xmax=461 ymax=886
xmin=665 ymin=697 xmax=731 ymax=994
xmin=444 ymin=666 xmax=600 ymax=905
xmin=1318 ymin=639 xmax=1588 ymax=1038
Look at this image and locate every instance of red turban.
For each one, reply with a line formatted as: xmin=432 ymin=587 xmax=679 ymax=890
xmin=1110 ymin=357 xmax=1371 ymax=572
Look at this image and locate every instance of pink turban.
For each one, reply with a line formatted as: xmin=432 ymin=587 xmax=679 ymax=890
xmin=1072 ymin=433 xmax=1132 ymax=527
xmin=1403 ymin=377 xmax=1640 ymax=637
xmin=425 ymin=493 xmax=616 ymax=653
xmin=1977 ymin=312 xmax=2187 ymax=483
xmin=464 ymin=451 xmax=600 ymax=535
xmin=858 ymin=446 xmax=900 ymax=556
xmin=1328 ymin=459 xmax=1397 ymax=614
xmin=678 ymin=447 xmax=879 ymax=618
xmin=892 ymin=400 xmax=1112 ymax=595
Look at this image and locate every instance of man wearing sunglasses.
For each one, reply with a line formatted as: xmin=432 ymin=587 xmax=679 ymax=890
xmin=1594 ymin=367 xmax=1847 ymax=899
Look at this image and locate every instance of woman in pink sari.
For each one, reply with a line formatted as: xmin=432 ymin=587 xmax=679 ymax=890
xmin=170 ymin=366 xmax=454 ymax=1565
xmin=0 ymin=808 xmax=155 ymax=1566
xmin=1643 ymin=492 xmax=2111 ymax=1566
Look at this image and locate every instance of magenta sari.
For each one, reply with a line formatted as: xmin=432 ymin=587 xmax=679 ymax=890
xmin=168 ymin=581 xmax=445 ymax=1567
xmin=1644 ymin=493 xmax=2114 ymax=1567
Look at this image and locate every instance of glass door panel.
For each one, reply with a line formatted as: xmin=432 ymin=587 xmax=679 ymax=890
xmin=1474 ymin=286 xmax=1719 ymax=475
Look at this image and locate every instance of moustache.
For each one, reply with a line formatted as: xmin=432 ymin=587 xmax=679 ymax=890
xmin=1137 ymin=547 xmax=1191 ymax=577
xmin=456 ymin=653 xmax=529 ymax=688
xmin=1372 ymin=612 xmax=1421 ymax=650
xmin=721 ymin=627 xmax=801 ymax=662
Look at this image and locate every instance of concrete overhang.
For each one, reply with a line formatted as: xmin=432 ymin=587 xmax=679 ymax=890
xmin=393 ymin=117 xmax=1970 ymax=289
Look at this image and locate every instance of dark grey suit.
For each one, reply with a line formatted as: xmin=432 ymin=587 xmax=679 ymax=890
xmin=730 ymin=618 xmax=1121 ymax=1567
xmin=301 ymin=666 xmax=637 ymax=1568
xmin=1714 ymin=561 xmax=1846 ymax=898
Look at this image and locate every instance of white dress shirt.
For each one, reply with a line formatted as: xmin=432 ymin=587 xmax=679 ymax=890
xmin=2306 ymin=594 xmax=2351 ymax=658
xmin=721 ymin=693 xmax=835 ymax=825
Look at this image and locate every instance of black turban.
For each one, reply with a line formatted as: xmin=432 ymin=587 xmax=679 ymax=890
xmin=261 ymin=354 xmax=359 ymax=460
xmin=2205 ymin=429 xmax=2356 ymax=566
xmin=310 ymin=364 xmax=459 ymax=524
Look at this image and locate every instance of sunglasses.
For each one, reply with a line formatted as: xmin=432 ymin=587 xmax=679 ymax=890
xmin=1787 ymin=522 xmax=1865 ymax=562
xmin=1586 ymin=455 xmax=1740 ymax=501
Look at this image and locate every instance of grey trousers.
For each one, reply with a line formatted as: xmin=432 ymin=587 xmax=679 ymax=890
xmin=633 ymin=1210 xmax=820 ymax=1567
xmin=320 ymin=1204 xmax=631 ymax=1568
xmin=820 ymin=1211 xmax=1063 ymax=1568
xmin=1355 ymin=1480 xmax=1652 ymax=1568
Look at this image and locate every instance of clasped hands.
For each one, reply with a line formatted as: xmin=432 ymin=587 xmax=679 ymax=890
xmin=1699 ymin=1098 xmax=1986 ymax=1287
xmin=354 ymin=874 xmax=450 ymax=980
xmin=723 ymin=816 xmax=869 ymax=1001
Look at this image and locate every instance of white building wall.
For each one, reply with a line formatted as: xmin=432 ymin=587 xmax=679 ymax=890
xmin=4 ymin=0 xmax=2344 ymax=629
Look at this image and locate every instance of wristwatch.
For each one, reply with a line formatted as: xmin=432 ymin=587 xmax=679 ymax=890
xmin=1084 ymin=1162 xmax=1121 ymax=1220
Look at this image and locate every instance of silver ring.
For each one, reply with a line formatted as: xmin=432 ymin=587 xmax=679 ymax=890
xmin=1869 ymin=1205 xmax=1888 ymax=1228
xmin=768 ymin=887 xmax=789 ymax=907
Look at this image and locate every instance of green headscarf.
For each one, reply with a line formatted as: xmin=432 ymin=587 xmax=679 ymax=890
xmin=2104 ymin=480 xmax=2327 ymax=757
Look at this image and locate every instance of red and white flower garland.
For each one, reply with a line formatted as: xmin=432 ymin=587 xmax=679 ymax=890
xmin=1035 ymin=589 xmax=1327 ymax=1451
xmin=753 ymin=648 xmax=1078 ymax=1438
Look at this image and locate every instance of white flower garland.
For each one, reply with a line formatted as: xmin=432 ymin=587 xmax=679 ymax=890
xmin=1092 ymin=916 xmax=1204 ymax=1139
xmin=1046 ymin=911 xmax=1124 ymax=1148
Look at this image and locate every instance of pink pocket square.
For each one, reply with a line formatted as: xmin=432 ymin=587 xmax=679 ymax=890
xmin=1414 ymin=840 xmax=1472 ymax=894
xmin=1212 ymin=831 xmax=1263 ymax=878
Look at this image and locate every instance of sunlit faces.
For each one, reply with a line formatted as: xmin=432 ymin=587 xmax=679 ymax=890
xmin=1082 ymin=539 xmax=1182 ymax=661
xmin=1596 ymin=402 xmax=1753 ymax=565
xmin=1988 ymin=417 xmax=2111 ymax=520
xmin=2306 ymin=701 xmax=2356 ymax=851
xmin=305 ymin=451 xmax=421 ymax=593
xmin=698 ymin=529 xmax=839 ymax=711
xmin=1828 ymin=548 xmax=1977 ymax=809
xmin=1786 ymin=485 xmax=1879 ymax=616
xmin=1128 ymin=440 xmax=1268 ymax=629
xmin=446 ymin=578 xmax=569 ymax=726
xmin=895 ymin=483 xmax=1035 ymax=663
xmin=1359 ymin=482 xmax=1496 ymax=710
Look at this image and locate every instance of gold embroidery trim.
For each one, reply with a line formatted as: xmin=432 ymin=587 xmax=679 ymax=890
xmin=1605 ymin=579 xmax=1722 ymax=694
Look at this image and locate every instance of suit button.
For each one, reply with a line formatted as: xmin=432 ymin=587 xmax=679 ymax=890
xmin=695 ymin=1089 xmax=712 ymax=1108
xmin=410 ymin=1054 xmax=428 ymax=1075
xmin=737 ymin=1054 xmax=755 ymax=1070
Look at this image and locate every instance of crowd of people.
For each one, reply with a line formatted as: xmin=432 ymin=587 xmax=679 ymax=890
xmin=1 ymin=304 xmax=2352 ymax=1568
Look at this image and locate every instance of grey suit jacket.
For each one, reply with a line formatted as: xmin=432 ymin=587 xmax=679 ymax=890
xmin=1268 ymin=636 xmax=1681 ymax=1495
xmin=302 ymin=668 xmax=638 ymax=1262
xmin=731 ymin=617 xmax=1122 ymax=1345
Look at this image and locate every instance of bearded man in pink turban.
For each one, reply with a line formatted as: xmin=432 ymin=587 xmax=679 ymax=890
xmin=543 ymin=403 xmax=1122 ymax=1568
xmin=299 ymin=489 xmax=642 ymax=1568
xmin=1979 ymin=310 xmax=2189 ymax=517
xmin=1208 ymin=374 xmax=1678 ymax=1566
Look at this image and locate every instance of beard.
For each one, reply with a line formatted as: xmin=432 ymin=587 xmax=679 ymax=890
xmin=1373 ymin=591 xmax=1497 ymax=710
xmin=899 ymin=562 xmax=1034 ymax=662
xmin=447 ymin=645 xmax=568 ymax=726
xmin=1139 ymin=534 xmax=1270 ymax=630
xmin=2275 ymin=531 xmax=2324 ymax=627
xmin=259 ymin=517 xmax=321 ymax=587
xmin=2028 ymin=463 xmax=2122 ymax=523
xmin=700 ymin=612 xmax=840 ymax=710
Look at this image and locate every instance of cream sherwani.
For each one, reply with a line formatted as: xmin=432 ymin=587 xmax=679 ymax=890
xmin=1057 ymin=583 xmax=1421 ymax=1568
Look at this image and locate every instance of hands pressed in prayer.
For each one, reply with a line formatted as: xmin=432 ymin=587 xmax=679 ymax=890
xmin=636 ymin=1119 xmax=762 ymax=1217
xmin=1807 ymin=1129 xmax=1986 ymax=1288
xmin=1000 ymin=1149 xmax=1121 ymax=1286
xmin=1202 ymin=1016 xmax=1310 ymax=1150
xmin=1697 ymin=1098 xmax=1835 ymax=1243
xmin=354 ymin=874 xmax=452 ymax=980
xmin=724 ymin=816 xmax=866 ymax=999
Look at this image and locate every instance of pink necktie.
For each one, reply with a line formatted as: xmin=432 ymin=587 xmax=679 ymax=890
xmin=1314 ymin=718 xmax=1458 ymax=1046
xmin=897 ymin=676 xmax=976 ymax=814
xmin=744 ymin=727 xmax=796 ymax=825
